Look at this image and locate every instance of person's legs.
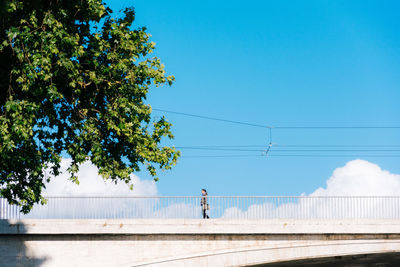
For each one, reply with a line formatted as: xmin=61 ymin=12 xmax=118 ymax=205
xmin=202 ymin=209 xmax=206 ymax=219
xmin=204 ymin=209 xmax=209 ymax=219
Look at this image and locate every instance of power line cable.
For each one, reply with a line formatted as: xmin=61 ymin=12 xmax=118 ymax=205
xmin=176 ymin=144 xmax=400 ymax=148
xmin=266 ymin=154 xmax=400 ymax=157
xmin=177 ymin=147 xmax=400 ymax=152
xmin=153 ymin=108 xmax=269 ymax=128
xmin=176 ymin=147 xmax=265 ymax=152
xmin=276 ymin=126 xmax=400 ymax=129
xmin=182 ymin=155 xmax=265 ymax=158
xmin=153 ymin=108 xmax=400 ymax=129
xmin=182 ymin=154 xmax=400 ymax=158
xmin=275 ymin=145 xmax=400 ymax=148
xmin=271 ymin=149 xmax=400 ymax=152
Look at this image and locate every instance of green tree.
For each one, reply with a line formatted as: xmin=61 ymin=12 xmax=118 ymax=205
xmin=0 ymin=0 xmax=179 ymax=213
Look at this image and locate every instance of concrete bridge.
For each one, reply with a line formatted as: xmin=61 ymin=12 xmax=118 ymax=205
xmin=1 ymin=219 xmax=400 ymax=266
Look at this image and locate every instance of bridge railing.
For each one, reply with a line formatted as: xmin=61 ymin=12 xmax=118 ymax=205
xmin=1 ymin=196 xmax=400 ymax=219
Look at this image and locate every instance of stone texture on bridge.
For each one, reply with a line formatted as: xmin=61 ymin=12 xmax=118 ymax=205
xmin=1 ymin=219 xmax=400 ymax=266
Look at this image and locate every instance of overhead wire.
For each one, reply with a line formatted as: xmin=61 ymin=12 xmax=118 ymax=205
xmin=274 ymin=145 xmax=400 ymax=147
xmin=152 ymin=108 xmax=269 ymax=128
xmin=176 ymin=144 xmax=400 ymax=148
xmin=176 ymin=147 xmax=400 ymax=152
xmin=176 ymin=147 xmax=265 ymax=152
xmin=182 ymin=155 xmax=265 ymax=158
xmin=154 ymin=108 xmax=400 ymax=158
xmin=178 ymin=146 xmax=400 ymax=158
xmin=182 ymin=154 xmax=400 ymax=158
xmin=153 ymin=108 xmax=400 ymax=129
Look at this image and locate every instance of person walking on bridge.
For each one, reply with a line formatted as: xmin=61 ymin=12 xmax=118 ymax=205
xmin=201 ymin=189 xmax=210 ymax=219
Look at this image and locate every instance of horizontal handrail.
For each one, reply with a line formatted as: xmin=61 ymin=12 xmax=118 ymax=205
xmin=2 ymin=196 xmax=400 ymax=220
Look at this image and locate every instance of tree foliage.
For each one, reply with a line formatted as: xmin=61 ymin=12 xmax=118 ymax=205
xmin=0 ymin=0 xmax=179 ymax=213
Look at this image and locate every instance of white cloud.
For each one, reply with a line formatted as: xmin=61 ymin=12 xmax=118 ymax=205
xmin=18 ymin=159 xmax=159 ymax=219
xmin=220 ymin=160 xmax=400 ymax=219
xmin=43 ymin=158 xmax=157 ymax=197
xmin=310 ymin=159 xmax=400 ymax=196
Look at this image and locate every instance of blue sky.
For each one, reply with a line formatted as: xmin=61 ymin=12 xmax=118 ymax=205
xmin=107 ymin=0 xmax=400 ymax=196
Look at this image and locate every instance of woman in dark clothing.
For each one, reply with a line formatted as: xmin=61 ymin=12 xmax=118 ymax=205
xmin=201 ymin=189 xmax=209 ymax=219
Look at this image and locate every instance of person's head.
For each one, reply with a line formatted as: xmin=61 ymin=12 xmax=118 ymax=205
xmin=201 ymin=189 xmax=207 ymax=196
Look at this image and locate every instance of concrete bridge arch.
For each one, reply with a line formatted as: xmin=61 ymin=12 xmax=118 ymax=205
xmin=131 ymin=238 xmax=400 ymax=266
xmin=2 ymin=219 xmax=400 ymax=266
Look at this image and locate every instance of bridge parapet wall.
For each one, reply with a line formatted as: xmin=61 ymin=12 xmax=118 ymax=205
xmin=1 ymin=219 xmax=400 ymax=266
